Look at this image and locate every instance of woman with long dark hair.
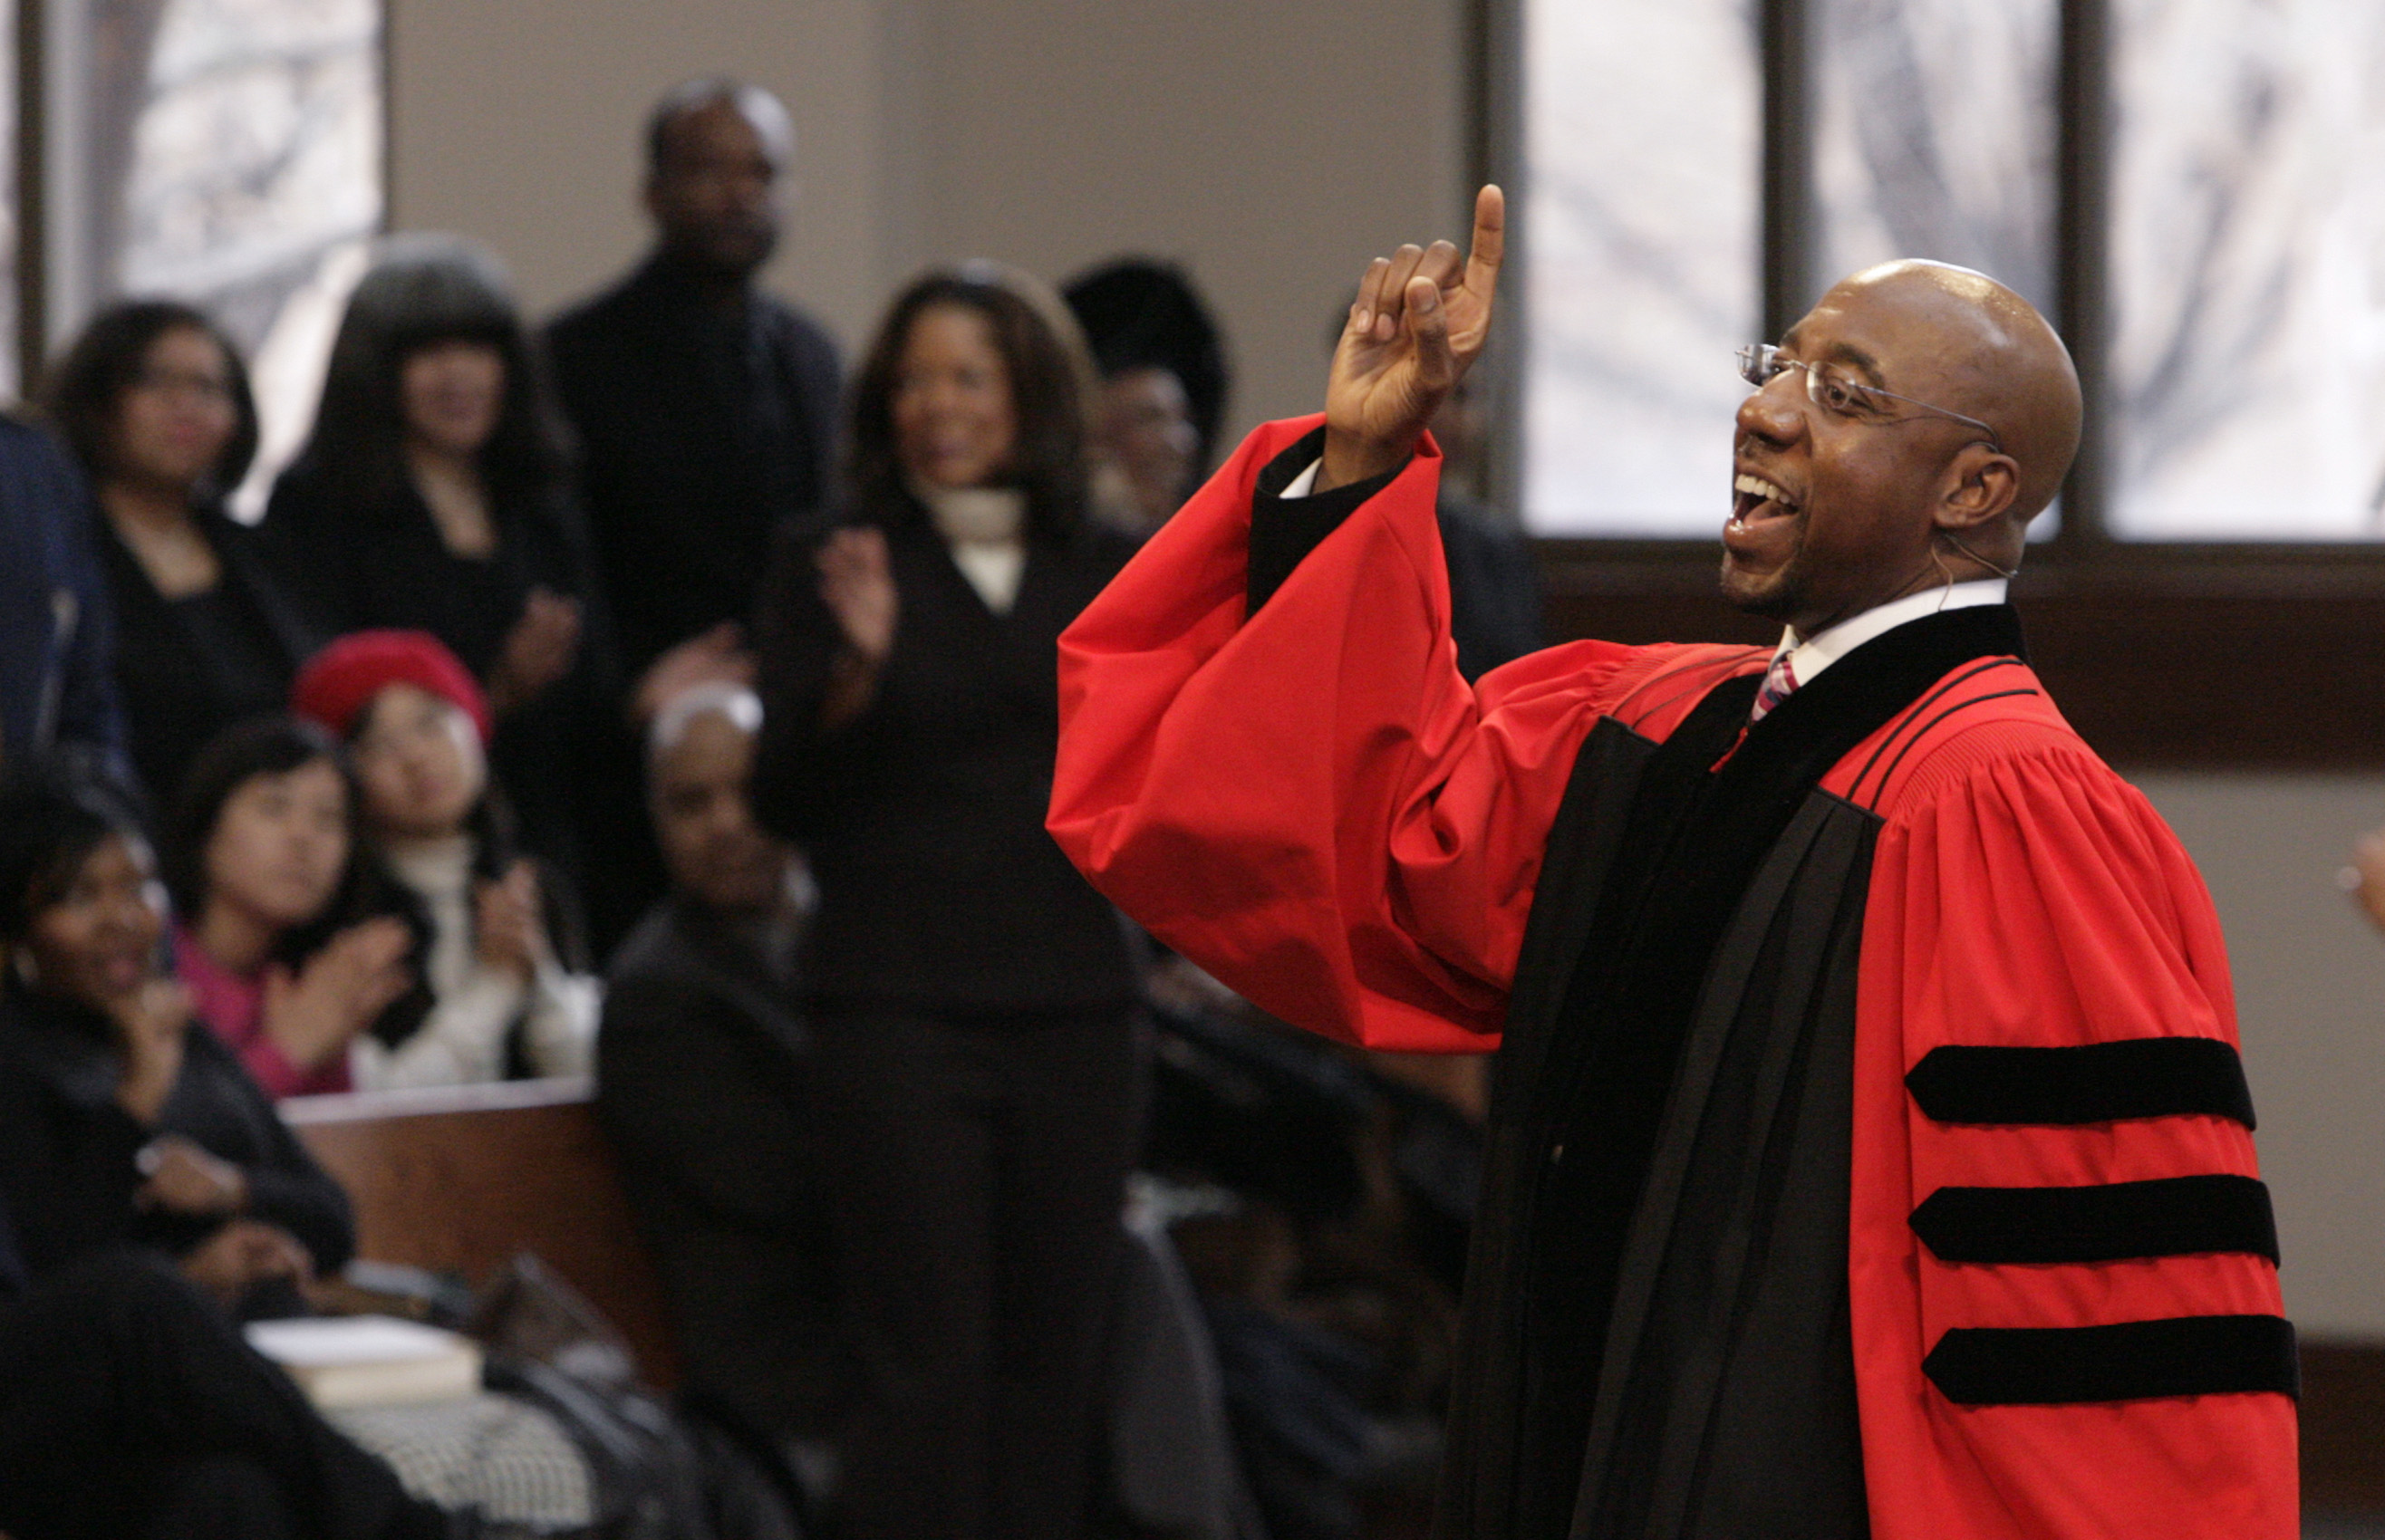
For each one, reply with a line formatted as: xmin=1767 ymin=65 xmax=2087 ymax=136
xmin=45 ymin=302 xmax=317 ymax=807
xmin=752 ymin=265 xmax=1141 ymax=1540
xmin=163 ymin=717 xmax=415 ymax=1099
xmin=0 ymin=763 xmax=354 ymax=1306
xmin=259 ymin=234 xmax=626 ymax=944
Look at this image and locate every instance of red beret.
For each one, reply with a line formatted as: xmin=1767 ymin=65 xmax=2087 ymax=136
xmin=292 ymin=630 xmax=492 ymax=746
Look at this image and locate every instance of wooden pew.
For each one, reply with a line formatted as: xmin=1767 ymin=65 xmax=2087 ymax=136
xmin=284 ymin=1077 xmax=680 ymax=1388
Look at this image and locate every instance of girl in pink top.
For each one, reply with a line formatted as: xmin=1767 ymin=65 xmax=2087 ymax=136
xmin=163 ymin=716 xmax=413 ymax=1097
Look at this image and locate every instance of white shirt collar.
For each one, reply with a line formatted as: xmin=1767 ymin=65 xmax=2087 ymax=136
xmin=1771 ymin=579 xmax=2008 ymax=687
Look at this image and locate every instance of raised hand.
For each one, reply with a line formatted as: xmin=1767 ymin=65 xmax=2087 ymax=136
xmin=110 ymin=977 xmax=192 ymax=1123
xmin=488 ymin=588 xmax=584 ymax=716
xmin=1320 ymin=185 xmax=1505 ymax=492
xmin=474 ymin=860 xmax=550 ymax=981
xmin=262 ymin=916 xmax=414 ymax=1071
xmin=817 ymin=526 xmax=899 ymax=664
xmin=631 ymin=621 xmax=756 ymax=727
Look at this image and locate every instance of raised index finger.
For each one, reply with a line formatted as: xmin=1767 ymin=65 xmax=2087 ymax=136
xmin=1466 ymin=185 xmax=1507 ymax=292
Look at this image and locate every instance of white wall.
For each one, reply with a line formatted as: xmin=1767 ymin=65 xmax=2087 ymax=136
xmin=388 ymin=0 xmax=1464 ymax=438
xmin=2134 ymin=774 xmax=2385 ymax=1342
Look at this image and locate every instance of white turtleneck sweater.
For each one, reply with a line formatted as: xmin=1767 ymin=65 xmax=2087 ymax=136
xmin=916 ymin=482 xmax=1028 ymax=613
xmin=349 ymin=834 xmax=601 ymax=1091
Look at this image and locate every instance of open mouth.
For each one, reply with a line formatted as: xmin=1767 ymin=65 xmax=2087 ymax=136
xmin=1731 ymin=472 xmax=1801 ymax=525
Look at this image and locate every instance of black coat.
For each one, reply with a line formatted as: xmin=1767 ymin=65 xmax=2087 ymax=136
xmin=0 ymin=987 xmax=355 ymax=1280
xmin=1436 ymin=493 xmax=1543 ymax=684
xmin=546 ymin=255 xmax=842 ymax=678
xmin=595 ymin=895 xmax=840 ymax=1438
xmin=258 ymin=458 xmax=627 ymax=946
xmin=753 ymin=505 xmax=1141 ymax=1012
xmin=0 ymin=418 xmax=125 ymax=777
xmin=97 ymin=503 xmax=319 ymax=808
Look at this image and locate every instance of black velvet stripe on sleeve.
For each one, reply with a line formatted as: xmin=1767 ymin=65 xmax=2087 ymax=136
xmin=1909 ymin=1174 xmax=2278 ymax=1266
xmin=1246 ymin=428 xmax=1407 ymax=616
xmin=1923 ymin=1314 xmax=2299 ymax=1405
xmin=1906 ymin=1037 xmax=2256 ymax=1129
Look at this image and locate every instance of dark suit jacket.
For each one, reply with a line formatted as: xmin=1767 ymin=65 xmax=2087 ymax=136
xmin=595 ymin=895 xmax=841 ymax=1438
xmin=0 ymin=418 xmax=125 ymax=779
xmin=546 ymin=255 xmax=842 ymax=677
xmin=99 ymin=503 xmax=318 ymax=808
xmin=752 ymin=504 xmax=1141 ymax=1012
xmin=1437 ymin=493 xmax=1544 ymax=683
xmin=0 ymin=987 xmax=355 ymax=1280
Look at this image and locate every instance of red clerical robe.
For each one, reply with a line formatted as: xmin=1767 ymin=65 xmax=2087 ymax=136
xmin=1048 ymin=416 xmax=2296 ymax=1540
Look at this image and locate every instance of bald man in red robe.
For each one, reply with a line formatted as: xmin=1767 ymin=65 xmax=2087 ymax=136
xmin=1047 ymin=188 xmax=2296 ymax=1540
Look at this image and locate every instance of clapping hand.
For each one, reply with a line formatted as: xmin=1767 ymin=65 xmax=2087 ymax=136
xmin=1319 ymin=184 xmax=1506 ymax=493
xmin=488 ymin=588 xmax=584 ymax=715
xmin=817 ymin=526 xmax=899 ymax=664
xmin=262 ymin=916 xmax=414 ymax=1072
xmin=475 ymin=860 xmax=551 ymax=982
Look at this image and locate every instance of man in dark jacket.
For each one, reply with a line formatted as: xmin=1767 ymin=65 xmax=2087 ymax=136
xmin=0 ymin=416 xmax=126 ymax=783
xmin=596 ymin=684 xmax=837 ymax=1458
xmin=545 ymin=79 xmax=842 ymax=688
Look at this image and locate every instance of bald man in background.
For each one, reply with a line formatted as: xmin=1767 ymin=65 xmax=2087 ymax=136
xmin=546 ymin=77 xmax=843 ymax=952
xmin=596 ymin=687 xmax=837 ymax=1480
xmin=1049 ymin=188 xmax=2297 ymax=1539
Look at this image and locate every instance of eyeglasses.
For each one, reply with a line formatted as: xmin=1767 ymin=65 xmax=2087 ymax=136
xmin=130 ymin=367 xmax=235 ymax=405
xmin=1736 ymin=343 xmax=2001 ymax=452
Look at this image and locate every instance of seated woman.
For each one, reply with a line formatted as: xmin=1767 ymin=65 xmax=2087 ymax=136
xmin=293 ymin=630 xmax=599 ymax=1089
xmin=164 ymin=716 xmax=416 ymax=1098
xmin=45 ymin=302 xmax=318 ymax=808
xmin=258 ymin=234 xmax=626 ymax=944
xmin=0 ymin=765 xmax=354 ymax=1315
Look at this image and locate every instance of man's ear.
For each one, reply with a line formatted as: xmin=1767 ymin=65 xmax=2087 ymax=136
xmin=1935 ymin=445 xmax=2021 ymax=534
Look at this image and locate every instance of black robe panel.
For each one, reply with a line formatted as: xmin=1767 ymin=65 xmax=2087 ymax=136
xmin=1439 ymin=605 xmax=2026 ymax=1540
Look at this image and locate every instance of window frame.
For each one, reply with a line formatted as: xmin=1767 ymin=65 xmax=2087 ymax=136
xmin=1482 ymin=0 xmax=2385 ymax=769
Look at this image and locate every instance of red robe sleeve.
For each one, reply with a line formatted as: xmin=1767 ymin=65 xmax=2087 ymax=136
xmin=1849 ymin=723 xmax=2296 ymax=1540
xmin=1050 ymin=417 xmax=1706 ymax=1053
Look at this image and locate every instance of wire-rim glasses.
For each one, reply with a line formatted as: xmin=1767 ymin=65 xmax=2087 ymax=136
xmin=1736 ymin=343 xmax=2003 ymax=453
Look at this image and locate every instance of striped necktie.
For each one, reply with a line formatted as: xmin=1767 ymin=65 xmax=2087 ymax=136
xmin=1750 ymin=651 xmax=1799 ymax=723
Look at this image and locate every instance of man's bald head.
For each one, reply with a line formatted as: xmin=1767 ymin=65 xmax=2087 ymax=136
xmin=1724 ymin=261 xmax=2082 ymax=635
xmin=643 ymin=78 xmax=793 ymax=281
xmin=1820 ymin=261 xmax=2081 ymax=524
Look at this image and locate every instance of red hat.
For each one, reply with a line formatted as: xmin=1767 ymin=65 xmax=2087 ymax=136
xmin=292 ymin=630 xmax=492 ymax=746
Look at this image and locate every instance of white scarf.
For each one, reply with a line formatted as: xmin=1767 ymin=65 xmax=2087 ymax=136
xmin=914 ymin=483 xmax=1028 ymax=614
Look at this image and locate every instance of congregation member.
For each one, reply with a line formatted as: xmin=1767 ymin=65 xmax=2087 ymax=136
xmin=0 ymin=765 xmax=354 ymax=1314
xmin=260 ymin=234 xmax=622 ymax=935
xmin=292 ymin=630 xmax=600 ymax=1090
xmin=47 ymin=303 xmax=319 ymax=807
xmin=1050 ymin=191 xmax=2296 ymax=1537
xmin=1415 ymin=369 xmax=1542 ymax=682
xmin=164 ymin=717 xmax=414 ymax=1098
xmin=546 ymin=77 xmax=841 ymax=688
xmin=1062 ymin=257 xmax=1230 ymax=536
xmin=751 ymin=265 xmax=1139 ymax=1540
xmin=597 ymin=684 xmax=838 ymax=1474
xmin=0 ymin=411 xmax=126 ymax=783
xmin=0 ymin=1238 xmax=458 ymax=1540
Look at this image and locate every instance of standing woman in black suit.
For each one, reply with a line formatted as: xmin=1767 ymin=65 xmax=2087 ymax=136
xmin=257 ymin=236 xmax=625 ymax=952
xmin=752 ymin=265 xmax=1140 ymax=1540
xmin=46 ymin=302 xmax=316 ymax=809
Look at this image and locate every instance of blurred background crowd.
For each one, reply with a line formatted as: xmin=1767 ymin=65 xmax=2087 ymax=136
xmin=0 ymin=73 xmax=1544 ymax=1540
